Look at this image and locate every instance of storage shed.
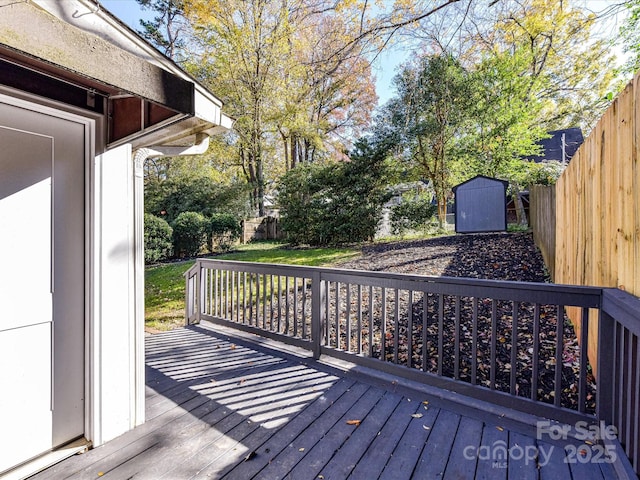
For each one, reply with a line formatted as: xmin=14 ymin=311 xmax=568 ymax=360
xmin=453 ymin=175 xmax=508 ymax=233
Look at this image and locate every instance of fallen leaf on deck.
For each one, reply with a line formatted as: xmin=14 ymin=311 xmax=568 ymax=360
xmin=411 ymin=413 xmax=423 ymax=418
xmin=299 ymin=447 xmax=305 ymax=452
xmin=346 ymin=420 xmax=361 ymax=426
xmin=244 ymin=451 xmax=257 ymax=462
xmin=496 ymin=426 xmax=504 ymax=431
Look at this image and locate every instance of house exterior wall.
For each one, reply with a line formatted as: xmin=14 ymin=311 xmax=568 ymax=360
xmin=92 ymin=143 xmax=144 ymax=444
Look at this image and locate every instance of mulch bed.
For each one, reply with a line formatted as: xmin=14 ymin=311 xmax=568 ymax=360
xmin=331 ymin=232 xmax=596 ymax=413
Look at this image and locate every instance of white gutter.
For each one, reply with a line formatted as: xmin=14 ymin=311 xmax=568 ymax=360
xmin=137 ymin=132 xmax=211 ymax=159
xmin=130 ymin=131 xmax=210 ymax=428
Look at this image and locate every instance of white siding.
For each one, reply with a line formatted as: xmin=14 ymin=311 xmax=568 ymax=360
xmin=93 ymin=144 xmax=139 ymax=444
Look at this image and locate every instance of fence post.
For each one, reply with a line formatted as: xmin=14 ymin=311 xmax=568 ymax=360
xmin=597 ymin=305 xmax=615 ymax=425
xmin=311 ymin=271 xmax=324 ymax=359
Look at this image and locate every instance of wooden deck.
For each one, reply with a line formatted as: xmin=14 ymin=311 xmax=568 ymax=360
xmin=32 ymin=323 xmax=619 ymax=480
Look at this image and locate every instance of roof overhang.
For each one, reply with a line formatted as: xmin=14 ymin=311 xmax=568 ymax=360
xmin=0 ymin=0 xmax=233 ymax=148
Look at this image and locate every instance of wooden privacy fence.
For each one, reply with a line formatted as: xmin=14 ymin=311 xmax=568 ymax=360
xmin=545 ymin=72 xmax=640 ymax=380
xmin=529 ymin=184 xmax=556 ymax=281
xmin=242 ymin=216 xmax=280 ymax=243
xmin=556 ymin=73 xmax=639 ymax=296
xmin=185 ymin=258 xmax=640 ymax=476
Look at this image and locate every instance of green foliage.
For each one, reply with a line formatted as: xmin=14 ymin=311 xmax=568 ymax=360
xmin=136 ymin=0 xmax=187 ymax=60
xmin=384 ymin=53 xmax=472 ymax=225
xmin=208 ymin=213 xmax=242 ymax=252
xmin=145 ymin=173 xmax=249 ymax=224
xmin=144 ymin=213 xmax=173 ymax=263
xmin=279 ymin=138 xmax=392 ymax=246
xmin=390 ymin=193 xmax=438 ymax=235
xmin=525 ymin=161 xmax=565 ymax=187
xmin=620 ymin=0 xmax=640 ymax=78
xmin=172 ymin=211 xmax=208 ymax=257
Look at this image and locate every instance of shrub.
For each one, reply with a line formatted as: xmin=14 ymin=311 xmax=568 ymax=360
xmin=172 ymin=211 xmax=208 ymax=257
xmin=144 ymin=213 xmax=173 ymax=263
xmin=146 ymin=173 xmax=250 ymax=224
xmin=390 ymin=193 xmax=438 ymax=235
xmin=208 ymin=213 xmax=242 ymax=252
xmin=279 ymin=138 xmax=391 ymax=245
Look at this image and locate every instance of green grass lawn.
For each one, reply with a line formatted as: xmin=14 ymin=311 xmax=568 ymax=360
xmin=145 ymin=242 xmax=359 ymax=331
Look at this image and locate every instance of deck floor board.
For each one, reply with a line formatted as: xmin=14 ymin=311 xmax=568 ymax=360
xmin=29 ymin=324 xmax=620 ymax=480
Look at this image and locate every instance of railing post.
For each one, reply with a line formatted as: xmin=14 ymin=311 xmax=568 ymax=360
xmin=195 ymin=260 xmax=202 ymax=324
xmin=597 ymin=306 xmax=615 ymax=425
xmin=311 ymin=271 xmax=324 ymax=360
xmin=185 ymin=260 xmax=202 ymax=325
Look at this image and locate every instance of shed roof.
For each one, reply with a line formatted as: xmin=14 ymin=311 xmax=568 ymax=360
xmin=452 ymin=175 xmax=509 ymax=193
xmin=0 ymin=0 xmax=232 ymax=147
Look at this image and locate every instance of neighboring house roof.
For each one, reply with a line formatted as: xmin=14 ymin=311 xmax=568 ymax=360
xmin=524 ymin=127 xmax=584 ymax=164
xmin=0 ymin=0 xmax=233 ymax=148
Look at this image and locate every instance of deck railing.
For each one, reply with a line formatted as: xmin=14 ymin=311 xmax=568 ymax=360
xmin=185 ymin=259 xmax=640 ymax=477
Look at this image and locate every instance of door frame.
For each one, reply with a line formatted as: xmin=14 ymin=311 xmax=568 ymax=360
xmin=0 ymin=87 xmax=101 ymax=447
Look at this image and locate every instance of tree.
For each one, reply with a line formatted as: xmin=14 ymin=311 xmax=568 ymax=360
xmin=409 ymin=0 xmax=618 ymax=132
xmin=278 ymin=137 xmax=391 ymax=245
xmin=619 ymin=0 xmax=640 ymax=78
xmin=182 ymin=0 xmax=474 ymax=216
xmin=385 ymin=53 xmax=472 ymax=226
xmin=145 ymin=171 xmax=249 ymax=224
xmin=136 ymin=0 xmax=189 ymax=61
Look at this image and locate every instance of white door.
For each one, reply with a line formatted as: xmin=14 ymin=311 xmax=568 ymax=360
xmin=0 ymin=98 xmax=86 ymax=473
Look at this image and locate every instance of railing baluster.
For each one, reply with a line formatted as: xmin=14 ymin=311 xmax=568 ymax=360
xmin=454 ymin=296 xmax=460 ymax=379
xmin=276 ymin=275 xmax=282 ymax=332
xmin=269 ymin=274 xmax=274 ymax=331
xmin=335 ymin=282 xmax=340 ymax=348
xmin=422 ymin=293 xmax=428 ymax=373
xmin=437 ymin=294 xmax=444 ymax=377
xmin=471 ymin=297 xmax=478 ymax=385
xmin=532 ymin=304 xmax=540 ymax=401
xmin=382 ymin=288 xmax=387 ymax=362
xmin=578 ymin=307 xmax=589 ymax=412
xmin=554 ymin=304 xmax=564 ymax=407
xmin=236 ymin=271 xmax=241 ymax=322
xmin=624 ymin=327 xmax=632 ymax=455
xmin=510 ymin=301 xmax=518 ymax=396
xmin=214 ymin=269 xmax=219 ymax=317
xmin=285 ymin=276 xmax=290 ymax=334
xmin=293 ymin=277 xmax=299 ymax=337
xmin=346 ymin=283 xmax=352 ymax=352
xmin=262 ymin=273 xmax=267 ymax=329
xmin=368 ymin=285 xmax=374 ymax=358
xmin=302 ymin=278 xmax=308 ymax=339
xmin=490 ymin=299 xmax=497 ymax=390
xmin=248 ymin=272 xmax=253 ymax=325
xmin=634 ymin=336 xmax=640 ymax=472
xmin=325 ymin=281 xmax=331 ymax=346
xmin=394 ymin=289 xmax=400 ymax=364
xmin=225 ymin=269 xmax=229 ymax=319
xmin=357 ymin=285 xmax=363 ymax=354
xmin=209 ymin=268 xmax=213 ymax=317
xmin=408 ymin=290 xmax=413 ymax=368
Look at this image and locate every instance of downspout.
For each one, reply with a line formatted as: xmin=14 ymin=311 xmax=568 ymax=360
xmin=130 ymin=132 xmax=210 ymax=427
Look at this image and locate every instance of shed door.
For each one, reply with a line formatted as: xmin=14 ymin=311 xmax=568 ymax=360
xmin=0 ymin=99 xmax=85 ymax=473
